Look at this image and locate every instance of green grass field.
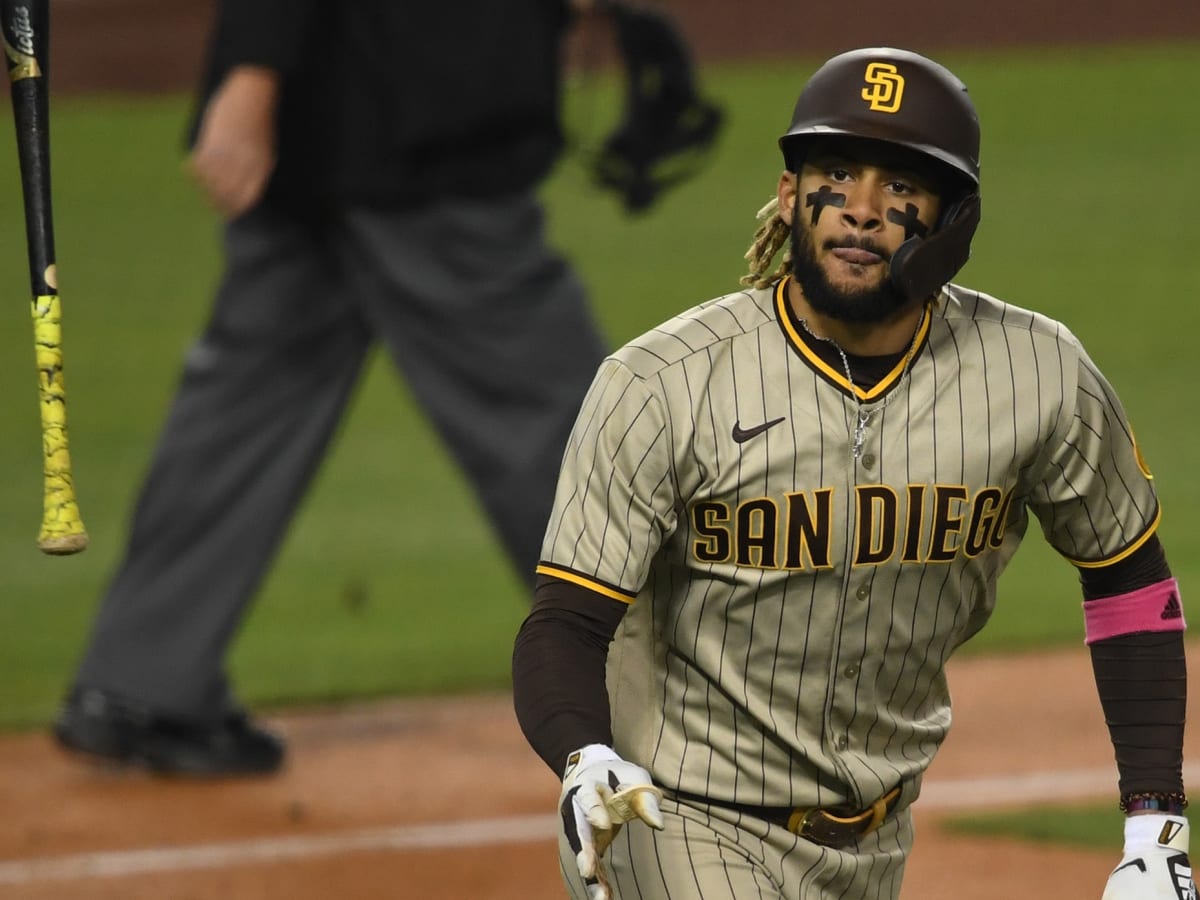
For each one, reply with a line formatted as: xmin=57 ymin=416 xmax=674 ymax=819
xmin=946 ymin=800 xmax=1129 ymax=852
xmin=0 ymin=43 xmax=1196 ymax=736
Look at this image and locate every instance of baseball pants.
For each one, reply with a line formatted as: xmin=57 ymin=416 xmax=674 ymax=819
xmin=558 ymin=794 xmax=913 ymax=900
xmin=71 ymin=191 xmax=607 ymax=720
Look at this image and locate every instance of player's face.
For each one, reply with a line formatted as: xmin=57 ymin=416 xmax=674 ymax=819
xmin=782 ymin=138 xmax=942 ymax=324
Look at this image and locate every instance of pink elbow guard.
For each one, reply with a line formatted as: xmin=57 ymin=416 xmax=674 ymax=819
xmin=1083 ymin=577 xmax=1186 ymax=644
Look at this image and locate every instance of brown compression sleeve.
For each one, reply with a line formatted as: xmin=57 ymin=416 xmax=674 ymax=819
xmin=1078 ymin=534 xmax=1170 ymax=600
xmin=1089 ymin=631 xmax=1187 ymax=798
xmin=512 ymin=576 xmax=626 ymax=775
xmin=1082 ymin=536 xmax=1187 ymax=798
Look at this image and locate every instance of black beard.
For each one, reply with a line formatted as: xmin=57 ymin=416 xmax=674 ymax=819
xmin=789 ymin=220 xmax=908 ymax=325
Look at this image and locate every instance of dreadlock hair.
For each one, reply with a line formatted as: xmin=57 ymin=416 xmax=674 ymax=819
xmin=740 ymin=196 xmax=793 ymax=289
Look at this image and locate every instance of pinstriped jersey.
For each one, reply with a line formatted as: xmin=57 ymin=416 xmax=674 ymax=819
xmin=537 ymin=277 xmax=1159 ymax=810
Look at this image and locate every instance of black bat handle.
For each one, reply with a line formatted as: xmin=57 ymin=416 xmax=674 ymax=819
xmin=1 ymin=0 xmax=55 ymax=296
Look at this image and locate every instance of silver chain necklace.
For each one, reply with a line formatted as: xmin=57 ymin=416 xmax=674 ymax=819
xmin=796 ymin=311 xmax=924 ymax=460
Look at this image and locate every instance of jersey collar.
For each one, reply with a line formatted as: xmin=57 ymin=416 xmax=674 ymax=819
xmin=774 ymin=276 xmax=932 ymax=402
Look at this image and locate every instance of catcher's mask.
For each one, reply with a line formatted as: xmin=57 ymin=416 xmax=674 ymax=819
xmin=779 ymin=47 xmax=981 ymax=302
xmin=590 ymin=1 xmax=723 ymax=214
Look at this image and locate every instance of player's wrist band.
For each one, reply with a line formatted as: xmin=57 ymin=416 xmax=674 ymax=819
xmin=1119 ymin=791 xmax=1188 ymax=815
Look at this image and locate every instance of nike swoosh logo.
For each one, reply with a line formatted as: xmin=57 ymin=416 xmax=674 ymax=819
xmin=732 ymin=416 xmax=786 ymax=443
xmin=1112 ymin=859 xmax=1147 ymax=875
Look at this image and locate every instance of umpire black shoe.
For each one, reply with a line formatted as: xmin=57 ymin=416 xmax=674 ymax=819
xmin=52 ymin=687 xmax=285 ymax=777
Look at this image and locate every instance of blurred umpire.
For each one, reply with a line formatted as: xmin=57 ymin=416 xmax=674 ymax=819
xmin=51 ymin=0 xmax=720 ymax=776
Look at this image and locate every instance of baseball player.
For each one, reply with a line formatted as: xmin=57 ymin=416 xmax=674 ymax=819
xmin=512 ymin=47 xmax=1192 ymax=900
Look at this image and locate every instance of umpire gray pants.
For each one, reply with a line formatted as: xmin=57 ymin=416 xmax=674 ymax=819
xmin=72 ymin=192 xmax=608 ymax=719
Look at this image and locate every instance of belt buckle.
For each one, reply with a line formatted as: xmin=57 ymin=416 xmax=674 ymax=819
xmin=787 ymin=787 xmax=899 ymax=849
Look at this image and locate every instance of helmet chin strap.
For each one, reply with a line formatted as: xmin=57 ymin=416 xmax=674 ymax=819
xmin=888 ymin=193 xmax=981 ymax=302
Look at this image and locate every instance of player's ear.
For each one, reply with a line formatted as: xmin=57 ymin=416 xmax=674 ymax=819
xmin=776 ymin=172 xmax=797 ymax=226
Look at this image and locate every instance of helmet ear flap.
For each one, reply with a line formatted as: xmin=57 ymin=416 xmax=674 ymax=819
xmin=889 ymin=192 xmax=981 ymax=302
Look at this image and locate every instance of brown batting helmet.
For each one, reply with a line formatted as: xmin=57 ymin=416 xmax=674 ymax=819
xmin=779 ymin=48 xmax=983 ymax=301
xmin=779 ymin=47 xmax=980 ymax=189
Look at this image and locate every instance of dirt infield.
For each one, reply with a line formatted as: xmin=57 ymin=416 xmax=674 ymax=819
xmin=3 ymin=642 xmax=1197 ymax=899
xmin=4 ymin=2 xmax=1195 ymax=899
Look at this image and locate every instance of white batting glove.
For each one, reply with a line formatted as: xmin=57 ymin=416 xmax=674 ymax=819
xmin=1102 ymin=814 xmax=1195 ymax=899
xmin=559 ymin=744 xmax=664 ymax=900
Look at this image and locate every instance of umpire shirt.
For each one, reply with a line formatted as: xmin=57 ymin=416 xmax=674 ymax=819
xmin=190 ymin=0 xmax=571 ymax=208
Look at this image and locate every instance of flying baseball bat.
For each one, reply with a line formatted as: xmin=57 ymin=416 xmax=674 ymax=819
xmin=2 ymin=0 xmax=88 ymax=554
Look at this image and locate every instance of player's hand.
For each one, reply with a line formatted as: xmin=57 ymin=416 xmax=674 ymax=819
xmin=559 ymin=744 xmax=664 ymax=900
xmin=1102 ymin=813 xmax=1195 ymax=899
xmin=186 ymin=65 xmax=280 ymax=220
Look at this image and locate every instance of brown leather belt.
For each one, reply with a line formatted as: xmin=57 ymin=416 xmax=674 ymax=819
xmin=672 ymin=785 xmax=903 ymax=849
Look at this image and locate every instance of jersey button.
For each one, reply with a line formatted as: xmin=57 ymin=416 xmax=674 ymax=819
xmin=836 ymin=735 xmax=849 ymax=751
xmin=861 ymin=452 xmax=877 ymax=469
xmin=843 ymin=664 xmax=859 ymax=678
xmin=855 ymin=585 xmax=870 ymax=601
